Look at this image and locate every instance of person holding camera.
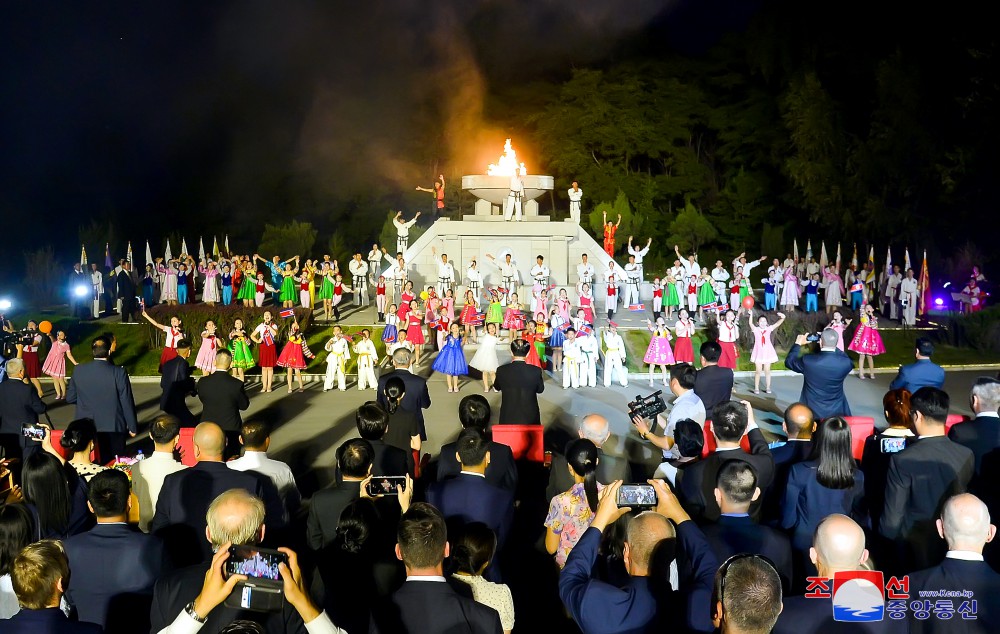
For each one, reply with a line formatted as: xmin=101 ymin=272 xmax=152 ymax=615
xmin=783 ymin=329 xmax=854 ymax=419
xmin=0 ymin=358 xmax=46 ymax=480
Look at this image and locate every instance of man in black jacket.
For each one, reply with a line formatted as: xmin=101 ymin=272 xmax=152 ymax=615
xmin=115 ymin=260 xmax=139 ymax=323
xmin=0 ymin=358 xmax=46 ymax=477
xmin=377 ymin=348 xmax=431 ymax=440
xmin=436 ymin=395 xmax=517 ymax=491
xmin=307 ymin=438 xmax=373 ymax=551
xmin=160 ymin=339 xmax=197 ymax=427
xmin=66 ymin=336 xmax=137 ymax=460
xmin=197 ymin=349 xmax=249 ymax=456
xmin=356 ymin=402 xmax=413 ymax=476
xmin=693 ymin=341 xmax=733 ymax=420
xmin=493 ymin=338 xmax=544 ymax=425
xmin=546 ymin=413 xmax=630 ymax=501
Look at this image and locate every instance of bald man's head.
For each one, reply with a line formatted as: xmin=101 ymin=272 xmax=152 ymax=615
xmin=939 ymin=494 xmax=996 ymax=553
xmin=205 ymin=489 xmax=266 ymax=548
xmin=579 ymin=414 xmax=611 ymax=447
xmin=810 ymin=514 xmax=868 ymax=577
xmin=625 ymin=512 xmax=674 ymax=575
xmin=193 ymin=422 xmax=225 ymax=461
xmin=783 ymin=403 xmax=816 ymax=439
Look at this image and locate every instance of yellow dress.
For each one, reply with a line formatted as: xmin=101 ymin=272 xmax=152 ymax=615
xmin=306 ymin=266 xmax=316 ymax=308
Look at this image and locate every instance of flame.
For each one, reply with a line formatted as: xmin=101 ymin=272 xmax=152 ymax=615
xmin=486 ymin=138 xmax=526 ymax=176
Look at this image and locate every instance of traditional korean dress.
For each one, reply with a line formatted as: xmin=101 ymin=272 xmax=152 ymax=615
xmin=644 ymin=326 xmax=675 ymax=365
xmin=848 ymin=314 xmax=886 ymax=355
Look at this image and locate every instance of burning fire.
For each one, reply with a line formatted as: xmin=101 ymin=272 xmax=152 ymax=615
xmin=487 ymin=138 xmax=526 ymax=177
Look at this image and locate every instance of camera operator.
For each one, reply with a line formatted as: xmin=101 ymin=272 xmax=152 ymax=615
xmin=631 ymin=364 xmax=706 ymax=462
xmin=783 ymin=329 xmax=853 ymax=419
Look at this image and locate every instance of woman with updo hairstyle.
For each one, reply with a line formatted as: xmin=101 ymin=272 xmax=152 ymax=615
xmin=544 ymin=438 xmax=602 ymax=569
xmin=861 ymin=388 xmax=915 ymax=534
xmin=653 ymin=418 xmax=705 ymax=484
xmin=59 ymin=418 xmax=108 ymax=482
xmin=452 ymin=522 xmax=516 ymax=634
xmin=380 ymin=376 xmax=421 ymax=454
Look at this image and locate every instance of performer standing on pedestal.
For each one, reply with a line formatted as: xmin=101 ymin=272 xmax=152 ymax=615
xmin=602 ymin=210 xmax=621 ymax=257
xmin=504 ymin=171 xmax=525 ymax=222
xmin=393 ymin=211 xmax=420 ymax=253
xmin=348 ymin=253 xmax=369 ymax=307
xmin=568 ymin=181 xmax=583 ymax=223
xmin=367 ymin=243 xmax=382 ymax=293
xmin=415 ymin=174 xmax=445 ymax=216
xmin=465 ymin=260 xmax=483 ymax=310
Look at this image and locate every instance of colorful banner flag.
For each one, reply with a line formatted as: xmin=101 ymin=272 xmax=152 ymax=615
xmin=198 ymin=237 xmax=206 ymax=262
xmin=164 ymin=240 xmax=173 ymax=263
xmin=104 ymin=243 xmax=112 ymax=268
xmin=835 ymin=243 xmax=842 ymax=271
xmin=793 ymin=239 xmax=799 ymax=263
xmin=851 ymin=243 xmax=858 ymax=269
xmin=145 ymin=241 xmax=153 ymax=267
xmin=126 ymin=241 xmax=133 ymax=266
xmin=80 ymin=245 xmax=88 ymax=266
xmin=919 ymin=250 xmax=930 ymax=316
xmin=181 ymin=237 xmax=189 ymax=257
xmin=225 ymin=235 xmax=230 ymax=255
xmin=882 ymin=245 xmax=892 ymax=283
xmin=578 ymin=324 xmax=594 ymax=337
xmin=467 ymin=313 xmax=485 ymax=326
xmin=904 ymin=248 xmax=912 ymax=272
xmin=819 ymin=242 xmax=828 ymax=270
xmin=279 ymin=308 xmax=295 ymax=319
xmin=628 ymin=304 xmax=645 ymax=311
xmin=850 ymin=283 xmax=864 ymax=293
xmin=212 ymin=236 xmax=220 ymax=259
xmin=806 ymin=239 xmax=813 ymax=261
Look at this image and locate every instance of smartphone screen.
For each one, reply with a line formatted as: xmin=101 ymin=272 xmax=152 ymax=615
xmin=616 ymin=484 xmax=657 ymax=508
xmin=21 ymin=424 xmax=45 ymax=441
xmin=366 ymin=476 xmax=406 ymax=497
xmin=225 ymin=545 xmax=287 ymax=582
xmin=880 ymin=436 xmax=907 ymax=454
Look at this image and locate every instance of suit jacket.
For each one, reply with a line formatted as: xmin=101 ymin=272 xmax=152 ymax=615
xmin=908 ymin=557 xmax=1000 ymax=633
xmin=159 ymin=355 xmax=195 ymax=423
xmin=115 ymin=268 xmax=137 ymax=299
xmin=948 ymin=414 xmax=1000 ymax=477
xmin=783 ymin=344 xmax=854 ymax=419
xmin=63 ymin=523 xmax=165 ymax=631
xmin=774 ymin=594 xmax=907 ymax=633
xmin=369 ymin=438 xmax=413 ymax=476
xmin=693 ymin=364 xmax=734 ymax=420
xmin=65 ymin=359 xmax=138 ymax=434
xmin=370 ymin=579 xmax=502 ymax=634
xmin=880 ymin=436 xmax=974 ymax=573
xmin=545 ymin=449 xmax=631 ymax=502
xmin=889 ymin=358 xmax=946 ymax=394
xmin=781 ymin=460 xmax=867 ymax=551
xmin=677 ymin=429 xmax=775 ymax=523
xmin=426 ymin=474 xmax=514 ymax=553
xmin=307 ymin=480 xmax=363 ymax=550
xmin=197 ymin=371 xmax=250 ymax=431
xmin=493 ymin=360 xmax=544 ymax=425
xmin=377 ymin=369 xmax=431 ymax=439
xmin=770 ymin=439 xmax=814 ymax=467
xmin=0 ymin=377 xmax=46 ymax=445
xmin=438 ymin=439 xmax=518 ymax=491
xmin=701 ymin=514 xmax=794 ymax=592
xmin=1 ymin=607 xmax=103 ymax=634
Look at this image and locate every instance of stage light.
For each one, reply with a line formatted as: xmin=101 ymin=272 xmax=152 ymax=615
xmin=0 ymin=299 xmax=11 ymax=311
xmin=934 ymin=297 xmax=944 ymax=307
xmin=73 ymin=285 xmax=89 ymax=298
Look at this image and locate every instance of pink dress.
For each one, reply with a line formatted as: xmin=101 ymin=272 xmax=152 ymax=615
xmin=829 ymin=322 xmax=847 ymax=351
xmin=750 ymin=324 xmax=779 ymax=364
xmin=503 ymin=304 xmax=525 ymax=330
xmin=195 ymin=333 xmax=220 ymax=373
xmin=644 ymin=327 xmax=675 ymax=365
xmin=848 ymin=315 xmax=886 ymax=355
xmin=42 ymin=340 xmax=71 ymax=378
xmin=557 ymin=297 xmax=571 ymax=322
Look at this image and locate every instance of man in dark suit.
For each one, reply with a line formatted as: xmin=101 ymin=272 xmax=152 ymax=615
xmin=63 ymin=470 xmax=164 ymax=632
xmin=560 ymin=480 xmax=718 ymax=634
xmin=546 ymin=413 xmax=631 ymax=500
xmin=69 ymin=262 xmax=91 ymax=319
xmin=151 ymin=422 xmax=265 ymax=565
xmin=436 ymin=395 xmax=517 ymax=491
xmin=762 ymin=402 xmax=816 ymax=524
xmin=702 ymin=461 xmax=793 ymax=591
xmin=908 ymin=493 xmax=1000 ymax=633
xmin=881 ymin=387 xmax=975 ymax=574
xmin=371 ymin=502 xmax=502 ymax=633
xmin=357 ymin=402 xmax=413 ymax=476
xmin=493 ymin=338 xmax=544 ymax=425
xmin=0 ymin=358 xmax=46 ymax=476
xmin=783 ymin=328 xmax=854 ymax=419
xmin=694 ymin=341 xmax=734 ymax=420
xmin=197 ymin=349 xmax=250 ymax=455
xmin=160 ymin=338 xmax=197 ymax=427
xmin=3 ymin=541 xmax=103 ymax=634
xmin=710 ymin=555 xmax=783 ymax=634
xmin=66 ymin=335 xmax=137 ymax=460
xmin=377 ymin=348 xmax=431 ymax=440
xmin=307 ymin=438 xmax=373 ymax=550
xmin=116 ymin=260 xmax=139 ymax=323
xmin=889 ymin=337 xmax=946 ymax=394
xmin=674 ymin=401 xmax=775 ymax=523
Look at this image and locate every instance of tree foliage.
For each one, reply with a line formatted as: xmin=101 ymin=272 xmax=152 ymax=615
xmin=257 ymin=220 xmax=317 ymax=258
xmin=667 ymin=203 xmax=717 ymax=255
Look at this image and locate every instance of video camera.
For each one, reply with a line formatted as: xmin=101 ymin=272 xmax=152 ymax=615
xmin=628 ymin=391 xmax=667 ymax=420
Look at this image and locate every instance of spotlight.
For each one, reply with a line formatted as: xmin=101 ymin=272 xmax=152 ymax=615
xmin=934 ymin=297 xmax=944 ymax=307
xmin=0 ymin=299 xmax=10 ymax=311
xmin=73 ymin=285 xmax=89 ymax=298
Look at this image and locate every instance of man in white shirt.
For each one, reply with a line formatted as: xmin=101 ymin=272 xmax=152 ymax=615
xmin=628 ymin=236 xmax=651 ymax=278
xmin=668 ymin=260 xmax=687 ymax=307
xmin=530 ymin=255 xmax=550 ymax=314
xmin=431 ymin=248 xmax=455 ymax=298
xmin=465 ymin=260 xmax=484 ymax=310
xmin=732 ymin=252 xmax=766 ymax=278
xmin=366 ymin=243 xmax=383 ymax=291
xmin=90 ymin=263 xmax=104 ymax=318
xmin=228 ymin=421 xmax=301 ymax=525
xmin=576 ymin=253 xmax=595 ymax=292
xmin=382 ymin=250 xmax=408 ymax=304
xmin=631 ymin=364 xmax=706 ymax=460
xmin=711 ymin=261 xmax=731 ymax=305
xmin=393 ymin=211 xmax=420 ymax=253
xmin=348 ymin=254 xmax=369 ymax=307
xmin=806 ymin=257 xmax=820 ymax=277
xmin=132 ymin=414 xmax=187 ymax=533
xmin=900 ymin=268 xmax=919 ymax=326
xmin=885 ymin=265 xmax=902 ymax=320
xmin=675 ymin=245 xmax=700 ymax=281
xmin=504 ymin=172 xmax=524 ymax=221
xmin=568 ymin=181 xmax=583 ymax=223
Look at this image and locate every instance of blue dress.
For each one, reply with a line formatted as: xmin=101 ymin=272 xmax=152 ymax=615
xmin=432 ymin=334 xmax=468 ymax=376
xmin=549 ymin=317 xmax=566 ymax=347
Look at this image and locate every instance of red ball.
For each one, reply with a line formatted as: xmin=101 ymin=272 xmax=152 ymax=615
xmin=741 ymin=295 xmax=755 ymax=310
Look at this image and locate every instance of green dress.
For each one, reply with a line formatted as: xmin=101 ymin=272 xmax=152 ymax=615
xmin=697 ymin=279 xmax=716 ymax=305
xmin=318 ymin=275 xmax=335 ymax=300
xmin=485 ymin=301 xmax=504 ymax=324
xmin=279 ymin=274 xmax=297 ymax=302
xmin=665 ymin=283 xmax=681 ymax=307
xmin=229 ymin=332 xmax=256 ymax=369
xmin=236 ymin=274 xmax=256 ymax=301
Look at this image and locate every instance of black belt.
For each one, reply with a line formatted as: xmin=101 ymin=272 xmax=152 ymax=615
xmin=627 ymin=278 xmax=640 ymax=287
xmin=353 ymin=276 xmax=366 ymax=287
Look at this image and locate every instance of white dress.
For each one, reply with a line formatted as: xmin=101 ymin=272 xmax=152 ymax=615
xmin=469 ymin=331 xmax=500 ymax=372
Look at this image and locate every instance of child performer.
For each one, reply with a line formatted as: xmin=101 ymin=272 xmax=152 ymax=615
xmin=382 ymin=303 xmax=399 ymax=344
xmin=434 ymin=306 xmax=451 ymax=351
xmin=353 ymin=329 xmax=378 ymax=391
xmin=332 ymin=274 xmax=349 ymax=322
xmin=729 ymin=271 xmax=747 ymax=312
xmin=156 ymin=258 xmax=178 ymax=305
xmin=549 ymin=308 xmax=566 ymax=371
xmin=375 ymin=276 xmax=388 ymax=322
xmin=323 ymin=325 xmax=351 ymax=392
xmin=664 ymin=272 xmax=681 ymax=320
xmin=251 ymin=311 xmax=279 ymax=392
xmin=277 ymin=320 xmax=314 ymax=393
xmin=254 ymin=272 xmax=274 ymax=308
xmin=425 ymin=288 xmax=442 ymax=345
xmin=433 ymin=322 xmax=468 ymax=393
xmin=748 ymin=310 xmax=786 ymax=394
xmin=602 ymin=321 xmax=628 ymax=388
xmin=651 ymin=277 xmax=665 ymax=322
xmin=604 ymin=263 xmax=620 ymax=321
xmin=685 ymin=275 xmax=700 ymax=314
xmin=801 ymin=274 xmax=820 ymax=313
xmin=18 ymin=323 xmax=44 ymax=398
xmin=717 ymin=309 xmax=740 ymax=370
xmin=556 ymin=288 xmax=571 ymax=322
xmin=443 ymin=288 xmax=456 ymax=322
xmin=142 ymin=310 xmax=184 ymax=371
xmin=561 ymin=328 xmax=581 ymax=390
xmin=220 ymin=263 xmax=233 ymax=306
xmin=644 ymin=318 xmax=674 ymax=387
xmin=42 ymin=330 xmax=78 ymax=400
xmin=781 ymin=267 xmax=801 ymax=312
xmin=484 ymin=289 xmax=504 ymax=333
xmin=503 ymin=292 xmax=525 ymax=342
xmin=459 ymin=290 xmax=480 ymax=344
xmin=318 ymin=263 xmax=336 ymax=319
xmin=405 ymin=299 xmax=425 ymax=365
xmin=578 ymin=283 xmax=595 ymax=325
xmin=199 ymin=261 xmax=220 ymax=306
xmin=176 ymin=259 xmax=193 ymax=305
xmin=673 ymin=309 xmax=695 ymax=364
xmin=697 ymin=268 xmax=715 ymax=321
xmin=824 ymin=265 xmax=844 ymax=315
xmin=195 ymin=320 xmax=224 ymax=375
xmin=532 ymin=312 xmax=549 ymax=366
xmin=522 ymin=320 xmax=544 ymax=369
xmin=297 ymin=265 xmax=312 ymax=309
xmin=470 ymin=322 xmax=500 ymax=392
xmin=578 ymin=329 xmax=599 ymax=388
xmin=762 ymin=275 xmax=777 ymax=312
xmin=228 ymin=318 xmax=255 ymax=381
xmin=848 ymin=303 xmax=886 ymax=380
xmin=828 ymin=310 xmax=852 ymax=352
xmin=237 ymin=261 xmax=256 ymax=307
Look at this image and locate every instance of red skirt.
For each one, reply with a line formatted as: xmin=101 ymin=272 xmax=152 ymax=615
xmin=674 ymin=337 xmax=694 ymax=363
xmin=258 ymin=342 xmax=277 ymax=368
xmin=406 ymin=322 xmax=425 ymax=345
xmin=21 ymin=349 xmax=41 ymax=378
xmin=277 ymin=342 xmax=307 ymax=369
xmin=718 ymin=341 xmax=739 ymax=369
xmin=460 ymin=304 xmax=479 ymax=325
xmin=159 ymin=347 xmax=178 ymax=372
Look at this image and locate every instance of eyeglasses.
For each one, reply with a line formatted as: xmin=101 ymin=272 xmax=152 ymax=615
xmin=717 ymin=553 xmax=780 ymax=611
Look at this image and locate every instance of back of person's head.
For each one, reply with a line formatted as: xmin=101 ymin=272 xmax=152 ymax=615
xmin=356 ymin=402 xmax=389 ymax=440
xmin=193 ymin=422 xmax=226 ymax=460
xmin=239 ymin=421 xmax=270 ymax=451
xmin=915 ymin=337 xmax=935 ymax=358
xmin=625 ymin=512 xmax=674 ymax=573
xmin=0 ymin=504 xmax=34 ymax=576
xmin=712 ymin=554 xmax=783 ymax=634
xmin=21 ymin=452 xmax=71 ymax=536
xmin=206 ymin=489 xmax=266 ymax=548
xmin=10 ymin=540 xmax=69 ymax=610
xmin=215 ymin=348 xmax=234 ymax=370
xmin=700 ymin=341 xmax=722 ymax=364
xmin=458 ymin=394 xmax=491 ymax=429
xmin=820 ymin=328 xmax=840 ymax=349
xmin=87 ymin=469 xmax=131 ymax=518
xmin=565 ymin=438 xmax=600 ymax=512
xmin=91 ymin=336 xmax=111 ymax=359
xmin=4 ymin=358 xmax=24 ymax=377
xmin=219 ymin=622 xmax=267 ymax=634
xmin=397 ymin=502 xmax=447 ymax=570
xmin=456 ymin=427 xmax=489 ymax=467
xmin=579 ymin=414 xmax=611 ymax=446
xmin=971 ymin=377 xmax=1000 ymax=414
xmin=815 ymin=417 xmax=856 ymax=490
xmin=673 ymin=418 xmax=705 ymax=458
xmin=716 ymin=461 xmax=758 ymax=507
xmin=712 ymin=402 xmax=749 ymax=442
xmin=383 ymin=376 xmax=406 ymax=414
xmin=510 ymin=338 xmax=530 ymax=358
xmin=451 ymin=522 xmax=498 ymax=576
xmin=911 ymin=386 xmax=949 ymax=425
xmin=60 ymin=418 xmax=97 ymax=454
xmin=391 ymin=348 xmax=412 ymax=369
xmin=176 ymin=338 xmax=192 ymax=352
xmin=337 ymin=438 xmax=374 ymax=479
xmin=334 ymin=499 xmax=380 ymax=556
xmin=939 ymin=493 xmax=995 ymax=553
xmin=149 ymin=413 xmax=182 ymax=446
xmin=882 ymin=389 xmax=912 ymax=428
xmin=670 ymin=363 xmax=698 ymax=390
xmin=782 ymin=402 xmax=815 ymax=439
xmin=811 ymin=514 xmax=868 ymax=574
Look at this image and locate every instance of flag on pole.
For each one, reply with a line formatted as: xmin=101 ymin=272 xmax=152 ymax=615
xmin=145 ymin=241 xmax=153 ymax=267
xmin=882 ymin=245 xmax=892 ymax=283
xmin=793 ymin=239 xmax=799 ymax=263
xmin=104 ymin=243 xmax=112 ymax=269
xmin=126 ymin=241 xmax=133 ymax=266
xmin=80 ymin=245 xmax=88 ymax=266
xmin=224 ymin=235 xmax=230 ymax=255
xmin=467 ymin=313 xmax=485 ymax=326
xmin=279 ymin=308 xmax=295 ymax=319
xmin=628 ymin=304 xmax=645 ymax=311
xmin=865 ymin=246 xmax=876 ymax=289
xmin=904 ymin=248 xmax=912 ymax=272
xmin=819 ymin=242 xmax=828 ymax=270
xmin=851 ymin=243 xmax=858 ymax=268
xmin=164 ymin=240 xmax=174 ymax=263
xmin=919 ymin=250 xmax=930 ymax=316
xmin=867 ymin=246 xmax=875 ymax=272
xmin=198 ymin=237 xmax=206 ymax=262
xmin=212 ymin=236 xmax=219 ymax=259
xmin=181 ymin=238 xmax=189 ymax=257
xmin=835 ymin=243 xmax=842 ymax=271
xmin=806 ymin=239 xmax=813 ymax=261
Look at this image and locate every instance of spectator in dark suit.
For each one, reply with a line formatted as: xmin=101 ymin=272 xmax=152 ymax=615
xmin=371 ymin=502 xmax=502 ymax=633
xmin=881 ymin=387 xmax=975 ymax=574
xmin=437 ymin=395 xmax=517 ymax=491
xmin=908 ymin=493 xmax=1000 ymax=633
xmin=862 ymin=389 xmax=915 ymax=536
xmin=159 ymin=338 xmax=196 ymax=427
xmin=151 ymin=422 xmax=265 ymax=566
xmin=694 ymin=341 xmax=734 ymax=420
xmin=710 ymin=552 xmax=783 ymax=634
xmin=116 ymin=260 xmax=139 ymax=323
xmin=2 ymin=540 xmax=103 ymax=634
xmin=493 ymin=339 xmax=544 ymax=425
xmin=307 ymin=438 xmax=373 ymax=551
xmin=702 ymin=461 xmax=793 ymax=592
xmin=652 ymin=418 xmax=704 ymax=485
xmin=357 ymin=402 xmax=413 ymax=476
xmin=377 ymin=348 xmax=431 ymax=440
xmin=380 ymin=376 xmax=422 ymax=456
xmin=63 ymin=469 xmax=164 ymax=632
xmin=889 ymin=337 xmax=946 ymax=394
xmin=784 ymin=329 xmax=854 ymax=419
xmin=0 ymin=358 xmax=46 ymax=478
xmin=546 ymin=413 xmax=631 ymax=499
xmin=771 ymin=402 xmax=816 ymax=468
xmin=197 ymin=349 xmax=250 ymax=456
xmin=65 ymin=335 xmax=138 ymax=460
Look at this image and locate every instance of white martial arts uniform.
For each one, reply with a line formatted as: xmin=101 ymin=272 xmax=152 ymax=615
xmin=578 ymin=333 xmax=599 ymax=388
xmin=349 ymin=258 xmax=369 ymax=306
xmin=602 ymin=329 xmax=628 ymax=387
xmin=568 ymin=186 xmax=583 ymax=223
xmin=323 ymin=337 xmax=351 ymax=391
xmin=623 ymin=262 xmax=642 ymax=307
xmin=436 ymin=260 xmax=455 ymax=299
xmin=393 ymin=216 xmax=418 ymax=254
xmin=504 ymin=175 xmax=524 ymax=221
xmin=466 ymin=266 xmax=484 ymax=310
xmin=900 ymin=277 xmax=918 ymax=325
xmin=562 ymin=338 xmax=582 ymax=389
xmin=353 ymin=338 xmax=378 ymax=390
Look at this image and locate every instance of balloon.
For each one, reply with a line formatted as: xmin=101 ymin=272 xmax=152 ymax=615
xmin=741 ymin=296 xmax=755 ymax=310
xmin=419 ymin=291 xmax=429 ymax=301
xmin=38 ymin=320 xmax=52 ymax=334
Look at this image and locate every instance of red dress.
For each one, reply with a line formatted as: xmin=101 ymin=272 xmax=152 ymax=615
xmin=256 ymin=323 xmax=278 ymax=368
xmin=277 ymin=334 xmax=309 ymax=369
xmin=406 ymin=312 xmax=425 ymax=344
xmin=159 ymin=327 xmax=183 ymax=370
xmin=579 ymin=295 xmax=594 ymax=324
xmin=674 ymin=319 xmax=694 ymax=363
xmin=460 ymin=302 xmax=479 ymax=325
xmin=524 ymin=332 xmax=543 ymax=368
